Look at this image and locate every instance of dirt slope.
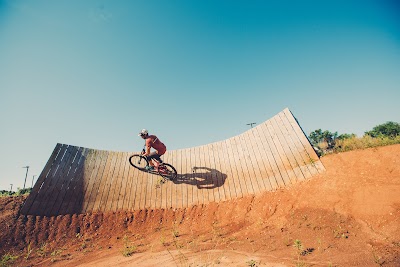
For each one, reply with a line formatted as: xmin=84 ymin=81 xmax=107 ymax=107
xmin=1 ymin=144 xmax=399 ymax=266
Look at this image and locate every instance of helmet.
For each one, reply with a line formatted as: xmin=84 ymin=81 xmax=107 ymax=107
xmin=138 ymin=129 xmax=148 ymax=137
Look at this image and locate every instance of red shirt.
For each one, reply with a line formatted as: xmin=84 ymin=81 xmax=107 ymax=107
xmin=145 ymin=135 xmax=166 ymax=155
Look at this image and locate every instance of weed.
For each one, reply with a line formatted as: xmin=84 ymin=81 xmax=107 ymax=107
xmin=0 ymin=254 xmax=19 ymax=267
xmin=373 ymin=252 xmax=385 ymax=266
xmin=25 ymin=242 xmax=33 ymax=260
xmin=333 ymin=225 xmax=349 ymax=239
xmin=36 ymin=242 xmax=48 ymax=257
xmin=121 ymin=235 xmax=137 ymax=257
xmin=293 ymin=239 xmax=303 ymax=255
xmin=51 ymin=249 xmax=62 ymax=257
xmin=246 ymin=259 xmax=259 ymax=267
xmin=155 ymin=177 xmax=166 ymax=188
xmin=172 ymin=223 xmax=180 ymax=238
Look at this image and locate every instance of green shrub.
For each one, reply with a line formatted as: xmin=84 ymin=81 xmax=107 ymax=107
xmin=365 ymin=121 xmax=400 ymax=138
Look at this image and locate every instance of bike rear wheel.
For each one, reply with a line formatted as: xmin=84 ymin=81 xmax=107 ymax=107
xmin=158 ymin=163 xmax=177 ymax=181
xmin=129 ymin=154 xmax=149 ymax=170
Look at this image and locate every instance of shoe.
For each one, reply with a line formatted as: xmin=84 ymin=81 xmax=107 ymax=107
xmin=145 ymin=165 xmax=155 ymax=171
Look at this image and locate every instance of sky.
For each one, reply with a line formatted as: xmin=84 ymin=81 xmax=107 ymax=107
xmin=1 ymin=0 xmax=399 ymax=190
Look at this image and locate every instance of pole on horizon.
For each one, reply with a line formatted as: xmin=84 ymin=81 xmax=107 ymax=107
xmin=31 ymin=175 xmax=36 ymax=188
xmin=22 ymin=166 xmax=29 ymax=190
xmin=10 ymin=184 xmax=13 ymax=192
xmin=246 ymin=122 xmax=256 ymax=128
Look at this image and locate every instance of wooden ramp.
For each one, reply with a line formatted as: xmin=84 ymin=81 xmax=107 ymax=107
xmin=21 ymin=108 xmax=325 ymax=216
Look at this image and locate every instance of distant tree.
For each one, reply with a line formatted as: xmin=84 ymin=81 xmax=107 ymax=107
xmin=308 ymin=129 xmax=338 ymax=149
xmin=337 ymin=133 xmax=356 ymax=140
xmin=365 ymin=121 xmax=400 ymax=138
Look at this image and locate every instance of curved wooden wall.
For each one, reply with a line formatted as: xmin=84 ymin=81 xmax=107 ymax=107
xmin=21 ymin=108 xmax=324 ymax=216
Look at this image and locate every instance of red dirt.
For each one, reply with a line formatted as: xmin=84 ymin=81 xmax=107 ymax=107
xmin=1 ymin=144 xmax=399 ymax=266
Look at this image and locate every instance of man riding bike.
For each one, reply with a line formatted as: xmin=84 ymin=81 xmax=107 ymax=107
xmin=138 ymin=129 xmax=167 ymax=171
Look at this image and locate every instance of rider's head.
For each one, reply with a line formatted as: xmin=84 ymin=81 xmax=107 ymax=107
xmin=138 ymin=129 xmax=149 ymax=138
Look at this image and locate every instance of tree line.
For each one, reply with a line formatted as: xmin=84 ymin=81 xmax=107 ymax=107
xmin=308 ymin=121 xmax=400 ymax=156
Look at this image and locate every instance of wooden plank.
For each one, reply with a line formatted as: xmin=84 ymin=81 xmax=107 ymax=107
xmin=167 ymin=150 xmax=177 ymax=208
xmin=257 ymin=122 xmax=285 ymax=189
xmin=52 ymin=147 xmax=88 ymax=215
xmin=200 ymin=144 xmax=213 ymax=203
xmin=239 ymin=132 xmax=263 ymax=194
xmin=109 ymin=152 xmax=125 ymax=211
xmin=21 ymin=143 xmax=62 ymax=215
xmin=207 ymin=143 xmax=220 ymax=203
xmin=243 ymin=130 xmax=270 ymax=192
xmin=216 ymin=140 xmax=234 ymax=200
xmin=195 ymin=146 xmax=209 ymax=204
xmin=91 ymin=151 xmax=115 ymax=212
xmin=282 ymin=108 xmax=325 ymax=173
xmin=132 ymin=161 xmax=145 ymax=210
xmin=252 ymin=124 xmax=275 ymax=191
xmin=187 ymin=146 xmax=199 ymax=206
xmin=265 ymin=120 xmax=292 ymax=187
xmin=116 ymin=152 xmax=131 ymax=211
xmin=281 ymin=109 xmax=321 ymax=177
xmin=66 ymin=148 xmax=97 ymax=214
xmin=174 ymin=149 xmax=188 ymax=208
xmin=231 ymin=136 xmax=253 ymax=194
xmin=34 ymin=145 xmax=76 ymax=216
xmin=269 ymin=116 xmax=298 ymax=184
xmin=123 ymin=153 xmax=137 ymax=211
xmin=81 ymin=150 xmax=108 ymax=213
xmin=181 ymin=148 xmax=194 ymax=207
xmin=144 ymin=159 xmax=157 ymax=209
xmin=160 ymin=150 xmax=170 ymax=209
xmin=102 ymin=152 xmax=123 ymax=212
xmin=224 ymin=138 xmax=244 ymax=197
xmin=28 ymin=144 xmax=69 ymax=215
xmin=96 ymin=151 xmax=118 ymax=212
xmin=276 ymin=112 xmax=311 ymax=181
xmin=210 ymin=142 xmax=225 ymax=201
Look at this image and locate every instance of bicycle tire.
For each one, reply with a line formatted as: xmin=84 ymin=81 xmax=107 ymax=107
xmin=158 ymin=163 xmax=177 ymax=181
xmin=129 ymin=154 xmax=149 ymax=170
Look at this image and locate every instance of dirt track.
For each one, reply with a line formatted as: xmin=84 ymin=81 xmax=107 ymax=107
xmin=1 ymin=145 xmax=399 ymax=266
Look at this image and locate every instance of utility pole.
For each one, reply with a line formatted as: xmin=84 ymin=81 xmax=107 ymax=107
xmin=10 ymin=184 xmax=13 ymax=192
xmin=246 ymin=122 xmax=256 ymax=128
xmin=31 ymin=175 xmax=36 ymax=188
xmin=22 ymin=166 xmax=29 ymax=190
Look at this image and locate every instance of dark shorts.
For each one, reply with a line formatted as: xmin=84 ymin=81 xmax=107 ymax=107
xmin=146 ymin=152 xmax=163 ymax=163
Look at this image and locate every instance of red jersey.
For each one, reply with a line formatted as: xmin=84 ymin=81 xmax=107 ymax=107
xmin=145 ymin=135 xmax=166 ymax=155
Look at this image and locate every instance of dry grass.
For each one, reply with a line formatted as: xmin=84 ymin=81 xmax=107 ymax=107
xmin=317 ymin=135 xmax=400 ymax=156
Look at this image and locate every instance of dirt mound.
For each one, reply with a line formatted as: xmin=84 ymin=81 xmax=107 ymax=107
xmin=1 ymin=145 xmax=399 ymax=266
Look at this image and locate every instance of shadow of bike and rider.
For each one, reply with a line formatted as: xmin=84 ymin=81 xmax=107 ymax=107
xmin=173 ymin=166 xmax=227 ymax=189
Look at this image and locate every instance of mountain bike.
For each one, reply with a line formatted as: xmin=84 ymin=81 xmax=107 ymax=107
xmin=129 ymin=147 xmax=177 ymax=181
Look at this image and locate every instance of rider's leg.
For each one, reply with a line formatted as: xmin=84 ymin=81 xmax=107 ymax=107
xmin=147 ymin=152 xmax=162 ymax=169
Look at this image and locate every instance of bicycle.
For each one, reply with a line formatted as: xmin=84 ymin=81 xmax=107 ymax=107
xmin=129 ymin=147 xmax=177 ymax=181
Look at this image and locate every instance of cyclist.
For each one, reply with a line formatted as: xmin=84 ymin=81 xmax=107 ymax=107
xmin=138 ymin=129 xmax=167 ymax=171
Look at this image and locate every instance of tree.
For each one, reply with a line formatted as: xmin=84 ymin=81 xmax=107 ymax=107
xmin=365 ymin=121 xmax=400 ymax=138
xmin=308 ymin=129 xmax=338 ymax=149
xmin=337 ymin=133 xmax=356 ymax=140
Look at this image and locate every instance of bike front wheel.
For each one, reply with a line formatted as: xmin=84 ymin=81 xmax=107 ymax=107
xmin=129 ymin=154 xmax=149 ymax=170
xmin=158 ymin=163 xmax=177 ymax=181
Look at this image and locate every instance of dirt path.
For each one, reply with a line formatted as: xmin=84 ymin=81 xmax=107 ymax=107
xmin=1 ymin=144 xmax=399 ymax=266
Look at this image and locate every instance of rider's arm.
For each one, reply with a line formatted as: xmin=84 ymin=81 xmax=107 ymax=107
xmin=144 ymin=145 xmax=151 ymax=156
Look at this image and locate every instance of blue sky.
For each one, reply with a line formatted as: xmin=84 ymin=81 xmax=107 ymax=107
xmin=1 ymin=0 xmax=399 ymax=190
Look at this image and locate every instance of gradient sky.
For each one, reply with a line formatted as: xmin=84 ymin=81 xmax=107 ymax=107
xmin=1 ymin=0 xmax=399 ymax=190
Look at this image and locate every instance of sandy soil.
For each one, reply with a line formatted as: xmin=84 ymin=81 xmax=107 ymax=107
xmin=1 ymin=144 xmax=399 ymax=266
